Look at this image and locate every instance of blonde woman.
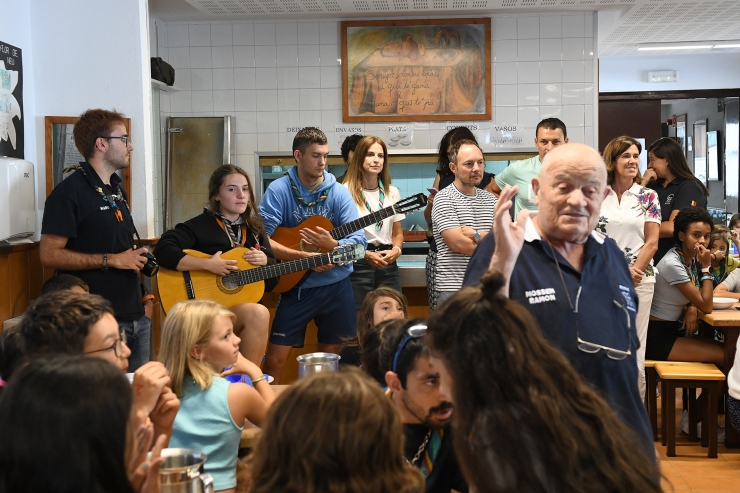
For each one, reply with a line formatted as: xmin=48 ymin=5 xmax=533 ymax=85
xmin=341 ymin=136 xmax=405 ymax=308
xmin=159 ymin=300 xmax=275 ymax=493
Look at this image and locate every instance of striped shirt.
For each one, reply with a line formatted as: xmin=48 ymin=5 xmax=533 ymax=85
xmin=432 ymin=183 xmax=497 ymax=292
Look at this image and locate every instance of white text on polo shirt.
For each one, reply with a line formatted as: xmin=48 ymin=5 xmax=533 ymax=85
xmin=525 ymin=288 xmax=556 ymax=304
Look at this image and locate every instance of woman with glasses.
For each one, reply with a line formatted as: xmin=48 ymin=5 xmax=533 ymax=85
xmin=425 ymin=270 xmax=662 ymax=493
xmin=642 ymin=137 xmax=709 ymax=264
xmin=647 ymin=207 xmax=724 ymax=367
xmin=341 ymin=136 xmax=405 ymax=308
xmin=154 ymin=165 xmax=276 ymax=366
xmin=598 ymin=136 xmax=661 ymax=401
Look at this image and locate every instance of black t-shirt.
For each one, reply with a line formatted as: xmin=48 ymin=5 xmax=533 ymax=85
xmin=404 ymin=424 xmax=468 ymax=493
xmin=650 ymin=177 xmax=707 ymax=264
xmin=41 ymin=163 xmax=143 ymax=321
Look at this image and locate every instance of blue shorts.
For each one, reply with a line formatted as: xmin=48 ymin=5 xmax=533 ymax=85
xmin=270 ymin=276 xmax=357 ymax=347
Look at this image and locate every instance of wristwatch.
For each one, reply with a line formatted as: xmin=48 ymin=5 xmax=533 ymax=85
xmin=701 ymin=267 xmax=711 ymax=274
xmin=473 ymin=230 xmax=481 ymax=243
xmin=102 ymin=253 xmax=108 ymax=270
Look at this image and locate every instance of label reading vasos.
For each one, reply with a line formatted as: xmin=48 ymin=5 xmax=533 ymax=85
xmin=490 ymin=124 xmax=525 ymax=146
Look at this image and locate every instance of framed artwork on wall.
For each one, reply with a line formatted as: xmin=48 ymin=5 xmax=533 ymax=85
xmin=44 ymin=116 xmax=132 ymax=202
xmin=675 ymin=113 xmax=687 ymax=157
xmin=341 ymin=18 xmax=492 ymax=122
xmin=693 ymin=119 xmax=707 ymax=185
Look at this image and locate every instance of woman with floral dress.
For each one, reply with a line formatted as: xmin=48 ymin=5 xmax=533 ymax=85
xmin=598 ymin=136 xmax=661 ymax=401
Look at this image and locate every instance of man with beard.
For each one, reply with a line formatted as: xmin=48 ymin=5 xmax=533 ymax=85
xmin=431 ymin=139 xmax=497 ymax=307
xmin=40 ymin=109 xmax=152 ymax=371
xmin=372 ymin=318 xmax=468 ymax=493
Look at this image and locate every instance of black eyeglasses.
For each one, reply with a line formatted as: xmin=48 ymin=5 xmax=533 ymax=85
xmin=391 ymin=324 xmax=427 ymax=373
xmin=85 ymin=328 xmax=128 ymax=357
xmin=571 ymin=286 xmax=632 ymax=361
xmin=99 ymin=135 xmax=130 ymax=146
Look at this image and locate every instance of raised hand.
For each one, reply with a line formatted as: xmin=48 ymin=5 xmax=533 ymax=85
xmin=488 ymin=185 xmax=530 ymax=294
xmin=131 ymin=362 xmax=171 ymax=426
xmin=695 ymin=243 xmax=712 ymax=267
xmin=299 ymin=226 xmax=338 ymax=251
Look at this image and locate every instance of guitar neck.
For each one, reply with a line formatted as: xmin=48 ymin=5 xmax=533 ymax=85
xmin=225 ymin=252 xmax=334 ymax=287
xmin=331 ymin=204 xmax=398 ymax=240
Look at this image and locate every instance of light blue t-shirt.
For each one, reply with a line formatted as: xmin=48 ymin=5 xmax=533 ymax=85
xmin=494 ymin=155 xmax=541 ymax=219
xmin=170 ymin=377 xmax=242 ymax=491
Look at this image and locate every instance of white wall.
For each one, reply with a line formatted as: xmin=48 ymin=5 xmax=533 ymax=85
xmin=30 ymin=0 xmax=155 ymax=235
xmin=156 ymin=12 xmax=598 ymax=177
xmin=0 ymin=0 xmax=37 ymax=179
xmin=599 ymin=53 xmax=740 ymax=93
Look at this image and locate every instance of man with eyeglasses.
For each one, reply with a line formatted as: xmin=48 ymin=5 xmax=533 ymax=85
xmin=431 ymin=139 xmax=497 ymax=308
xmin=370 ymin=319 xmax=467 ymax=493
xmin=10 ymin=290 xmax=179 ymax=444
xmin=463 ymin=143 xmax=655 ymax=462
xmin=40 ymin=109 xmax=153 ymax=371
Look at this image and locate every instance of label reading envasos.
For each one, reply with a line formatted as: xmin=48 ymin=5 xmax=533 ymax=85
xmin=335 ymin=125 xmax=363 ymax=134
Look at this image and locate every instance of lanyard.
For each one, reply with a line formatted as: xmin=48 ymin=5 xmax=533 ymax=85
xmin=288 ymin=175 xmax=330 ymax=208
xmin=362 ymin=180 xmax=385 ymax=231
xmin=676 ymin=249 xmax=699 ymax=287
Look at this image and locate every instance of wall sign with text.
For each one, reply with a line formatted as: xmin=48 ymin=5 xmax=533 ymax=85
xmin=0 ymin=41 xmax=23 ymax=159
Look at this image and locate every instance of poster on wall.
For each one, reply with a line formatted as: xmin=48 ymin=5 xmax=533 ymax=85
xmin=0 ymin=41 xmax=23 ymax=159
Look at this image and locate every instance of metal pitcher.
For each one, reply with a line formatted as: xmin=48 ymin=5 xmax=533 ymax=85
xmin=296 ymin=352 xmax=341 ymax=379
xmin=158 ymin=448 xmax=214 ymax=493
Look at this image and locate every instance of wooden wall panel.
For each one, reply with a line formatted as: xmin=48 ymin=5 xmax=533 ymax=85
xmin=8 ymin=251 xmax=29 ymax=318
xmin=598 ymin=99 xmax=662 ymax=153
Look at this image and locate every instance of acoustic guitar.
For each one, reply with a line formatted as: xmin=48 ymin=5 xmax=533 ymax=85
xmin=269 ymin=192 xmax=427 ymax=293
xmin=157 ymin=244 xmax=365 ymax=313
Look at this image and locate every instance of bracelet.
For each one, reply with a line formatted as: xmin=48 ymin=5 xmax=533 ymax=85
xmin=251 ymin=375 xmax=266 ymax=384
xmin=393 ymin=246 xmax=402 ymax=255
xmin=701 ymin=267 xmax=711 ymax=273
xmin=102 ymin=253 xmax=108 ymax=270
xmin=700 ymin=276 xmax=714 ymax=282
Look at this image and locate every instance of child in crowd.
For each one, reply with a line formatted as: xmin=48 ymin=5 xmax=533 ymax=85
xmin=246 ymin=369 xmax=424 ymax=493
xmin=708 ymin=231 xmax=740 ymax=286
xmin=159 ymin=299 xmax=275 ymax=493
xmin=339 ymin=286 xmax=408 ymax=366
xmin=40 ymin=273 xmax=89 ymax=294
xmin=730 ymin=214 xmax=740 ymax=256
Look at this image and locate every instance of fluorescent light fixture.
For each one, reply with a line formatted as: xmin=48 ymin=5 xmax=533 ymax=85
xmin=638 ymin=40 xmax=740 ymax=50
xmin=638 ymin=42 xmax=712 ymax=50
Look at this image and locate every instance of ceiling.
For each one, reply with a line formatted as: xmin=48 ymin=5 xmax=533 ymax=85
xmin=149 ymin=0 xmax=740 ymax=56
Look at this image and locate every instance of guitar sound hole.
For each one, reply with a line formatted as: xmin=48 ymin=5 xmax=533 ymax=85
xmin=299 ymin=239 xmax=321 ymax=253
xmin=218 ymin=274 xmax=242 ymax=294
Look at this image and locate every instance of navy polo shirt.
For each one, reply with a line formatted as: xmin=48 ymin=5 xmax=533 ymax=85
xmin=41 ymin=163 xmax=144 ymax=321
xmin=463 ymin=219 xmax=655 ymax=461
xmin=651 ymin=178 xmax=707 ymax=264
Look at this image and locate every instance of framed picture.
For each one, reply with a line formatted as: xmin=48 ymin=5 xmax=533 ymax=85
xmin=693 ymin=119 xmax=707 ymax=185
xmin=341 ymin=18 xmax=491 ymax=122
xmin=44 ymin=116 xmax=132 ymax=202
xmin=707 ymin=130 xmax=722 ymax=181
xmin=675 ymin=113 xmax=687 ymax=157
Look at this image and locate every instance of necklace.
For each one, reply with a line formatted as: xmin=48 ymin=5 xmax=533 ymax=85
xmin=405 ymin=429 xmax=432 ymax=466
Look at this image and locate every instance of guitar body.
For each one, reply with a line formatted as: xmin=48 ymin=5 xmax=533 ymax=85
xmin=270 ymin=215 xmax=336 ymax=293
xmin=157 ymin=248 xmax=265 ymax=314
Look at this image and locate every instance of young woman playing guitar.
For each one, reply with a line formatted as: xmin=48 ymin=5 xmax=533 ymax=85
xmin=341 ymin=136 xmax=405 ymax=309
xmin=154 ymin=165 xmax=276 ymax=366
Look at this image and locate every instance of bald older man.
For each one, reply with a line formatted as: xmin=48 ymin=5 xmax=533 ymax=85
xmin=463 ymin=143 xmax=654 ymax=460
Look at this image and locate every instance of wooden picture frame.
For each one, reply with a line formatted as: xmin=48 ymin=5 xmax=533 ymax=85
xmin=341 ymin=18 xmax=491 ymax=122
xmin=45 ymin=116 xmax=132 ymax=204
xmin=675 ymin=113 xmax=687 ymax=157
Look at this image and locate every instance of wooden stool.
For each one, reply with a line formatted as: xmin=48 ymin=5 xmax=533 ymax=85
xmin=655 ymin=362 xmax=725 ymax=458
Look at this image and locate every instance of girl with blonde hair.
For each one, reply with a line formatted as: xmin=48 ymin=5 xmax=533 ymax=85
xmin=341 ymin=136 xmax=405 ymax=308
xmin=159 ymin=300 xmax=275 ymax=493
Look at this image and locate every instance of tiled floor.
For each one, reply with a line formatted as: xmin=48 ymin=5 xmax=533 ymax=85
xmin=657 ymin=394 xmax=740 ymax=492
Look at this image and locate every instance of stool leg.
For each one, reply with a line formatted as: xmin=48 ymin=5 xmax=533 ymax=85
xmin=661 ymin=380 xmax=668 ymax=447
xmin=707 ymin=384 xmax=719 ymax=458
xmin=647 ymin=367 xmax=658 ymax=441
xmin=688 ymin=388 xmax=698 ymax=442
xmin=701 ymin=388 xmax=709 ymax=448
xmin=666 ymin=382 xmax=677 ymax=457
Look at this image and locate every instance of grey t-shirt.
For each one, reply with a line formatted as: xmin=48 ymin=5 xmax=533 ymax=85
xmin=651 ymin=247 xmax=693 ymax=321
xmin=721 ymin=269 xmax=740 ymax=292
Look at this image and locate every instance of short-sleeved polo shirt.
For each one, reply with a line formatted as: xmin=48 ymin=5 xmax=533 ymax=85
xmin=41 ymin=164 xmax=143 ymax=321
xmin=651 ymin=178 xmax=707 ymax=263
xmin=463 ymin=218 xmax=655 ymax=462
xmin=651 ymin=247 xmax=695 ymax=321
xmin=494 ymin=155 xmax=541 ymax=219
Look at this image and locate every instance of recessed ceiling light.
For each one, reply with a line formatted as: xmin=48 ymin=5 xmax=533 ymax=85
xmin=714 ymin=43 xmax=740 ymax=48
xmin=638 ymin=43 xmax=712 ymax=51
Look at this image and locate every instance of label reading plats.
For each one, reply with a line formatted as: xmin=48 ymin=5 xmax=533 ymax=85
xmin=387 ymin=125 xmax=409 ymax=133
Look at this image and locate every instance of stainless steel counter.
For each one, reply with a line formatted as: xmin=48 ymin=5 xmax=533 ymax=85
xmin=398 ymin=255 xmax=427 ymax=288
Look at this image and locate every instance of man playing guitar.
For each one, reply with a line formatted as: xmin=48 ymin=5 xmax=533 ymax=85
xmin=259 ymin=127 xmax=367 ymax=383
